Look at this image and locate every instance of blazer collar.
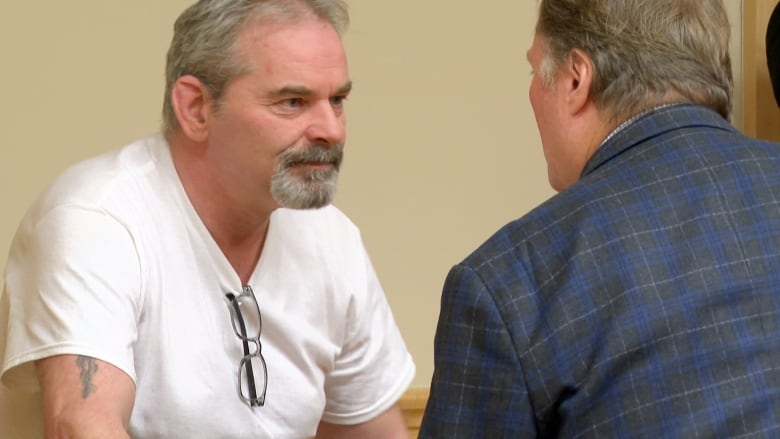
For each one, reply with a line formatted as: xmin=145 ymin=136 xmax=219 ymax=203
xmin=581 ymin=104 xmax=737 ymax=178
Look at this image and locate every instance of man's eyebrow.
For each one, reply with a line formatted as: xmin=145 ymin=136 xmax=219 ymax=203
xmin=271 ymin=85 xmax=314 ymax=98
xmin=337 ymin=81 xmax=353 ymax=95
xmin=270 ymin=81 xmax=353 ymax=98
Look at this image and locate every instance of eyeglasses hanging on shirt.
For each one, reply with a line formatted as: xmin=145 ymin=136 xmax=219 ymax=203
xmin=225 ymin=285 xmax=268 ymax=407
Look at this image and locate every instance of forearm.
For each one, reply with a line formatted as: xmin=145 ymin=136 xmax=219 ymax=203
xmin=43 ymin=413 xmax=131 ymax=439
xmin=316 ymin=404 xmax=409 ymax=439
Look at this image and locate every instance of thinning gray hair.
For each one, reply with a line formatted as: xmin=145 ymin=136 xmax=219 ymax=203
xmin=162 ymin=0 xmax=349 ymax=134
xmin=536 ymin=0 xmax=733 ymax=122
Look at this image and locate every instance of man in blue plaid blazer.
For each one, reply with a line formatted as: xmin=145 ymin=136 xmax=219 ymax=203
xmin=420 ymin=0 xmax=780 ymax=437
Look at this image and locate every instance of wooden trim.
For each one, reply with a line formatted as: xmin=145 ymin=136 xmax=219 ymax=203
xmin=743 ymin=0 xmax=780 ymax=141
xmin=400 ymin=388 xmax=429 ymax=438
xmin=743 ymin=0 xmax=759 ymax=137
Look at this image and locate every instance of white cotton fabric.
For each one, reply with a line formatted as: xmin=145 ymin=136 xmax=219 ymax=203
xmin=0 ymin=134 xmax=415 ymax=438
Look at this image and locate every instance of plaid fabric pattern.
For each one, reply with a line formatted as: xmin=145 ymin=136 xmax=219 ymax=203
xmin=420 ymin=105 xmax=780 ymax=438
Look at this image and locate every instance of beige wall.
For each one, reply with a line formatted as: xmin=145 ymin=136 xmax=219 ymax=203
xmin=338 ymin=2 xmax=549 ymax=388
xmin=0 ymin=0 xmax=751 ymax=406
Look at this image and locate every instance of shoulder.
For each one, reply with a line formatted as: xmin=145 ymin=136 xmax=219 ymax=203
xmin=9 ymin=135 xmax=171 ymax=272
xmin=25 ymin=135 xmax=164 ymax=222
xmin=462 ymin=188 xmax=590 ymax=272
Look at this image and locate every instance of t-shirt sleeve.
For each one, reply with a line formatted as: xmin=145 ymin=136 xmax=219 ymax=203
xmin=320 ymin=242 xmax=415 ymax=425
xmin=1 ymin=204 xmax=142 ymax=391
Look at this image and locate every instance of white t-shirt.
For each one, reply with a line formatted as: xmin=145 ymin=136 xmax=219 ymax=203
xmin=0 ymin=134 xmax=415 ymax=438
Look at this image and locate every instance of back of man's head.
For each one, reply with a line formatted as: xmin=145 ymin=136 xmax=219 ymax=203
xmin=536 ymin=0 xmax=733 ymax=122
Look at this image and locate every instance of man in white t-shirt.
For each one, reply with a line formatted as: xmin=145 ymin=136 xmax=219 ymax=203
xmin=0 ymin=1 xmax=415 ymax=438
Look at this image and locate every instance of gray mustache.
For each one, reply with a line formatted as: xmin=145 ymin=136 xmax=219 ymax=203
xmin=279 ymin=144 xmax=343 ymax=169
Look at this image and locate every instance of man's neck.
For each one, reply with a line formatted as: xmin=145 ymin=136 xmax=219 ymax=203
xmin=167 ymin=132 xmax=274 ymax=285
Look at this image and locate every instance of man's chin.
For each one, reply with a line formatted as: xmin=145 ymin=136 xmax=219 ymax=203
xmin=270 ymin=172 xmax=338 ymax=210
xmin=272 ymin=189 xmax=335 ymax=210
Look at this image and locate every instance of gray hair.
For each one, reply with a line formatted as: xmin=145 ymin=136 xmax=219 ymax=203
xmin=536 ymin=0 xmax=733 ymax=122
xmin=162 ymin=0 xmax=349 ymax=134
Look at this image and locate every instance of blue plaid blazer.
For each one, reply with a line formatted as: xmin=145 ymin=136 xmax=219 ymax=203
xmin=420 ymin=105 xmax=780 ymax=438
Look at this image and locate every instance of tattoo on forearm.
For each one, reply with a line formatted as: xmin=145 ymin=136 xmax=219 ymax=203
xmin=75 ymin=356 xmax=98 ymax=399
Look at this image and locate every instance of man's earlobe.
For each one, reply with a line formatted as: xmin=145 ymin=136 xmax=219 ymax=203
xmin=171 ymin=75 xmax=210 ymax=142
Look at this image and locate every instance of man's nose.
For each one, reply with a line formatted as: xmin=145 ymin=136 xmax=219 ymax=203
xmin=305 ymin=100 xmax=345 ymax=146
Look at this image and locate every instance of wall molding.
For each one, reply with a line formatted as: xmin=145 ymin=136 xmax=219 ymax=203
xmin=400 ymin=388 xmax=429 ymax=437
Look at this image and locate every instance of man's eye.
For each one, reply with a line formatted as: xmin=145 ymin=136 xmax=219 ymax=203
xmin=284 ymin=98 xmax=303 ymax=108
xmin=330 ymin=96 xmax=346 ymax=107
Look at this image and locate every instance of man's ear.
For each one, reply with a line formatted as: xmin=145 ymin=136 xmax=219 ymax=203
xmin=564 ymin=48 xmax=594 ymax=114
xmin=171 ymin=75 xmax=212 ymax=142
